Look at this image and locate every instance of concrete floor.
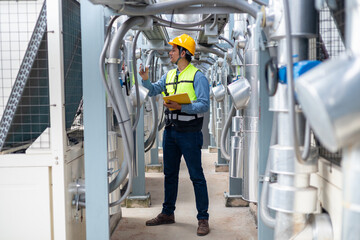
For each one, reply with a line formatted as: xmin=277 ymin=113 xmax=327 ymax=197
xmin=111 ymin=150 xmax=258 ymax=240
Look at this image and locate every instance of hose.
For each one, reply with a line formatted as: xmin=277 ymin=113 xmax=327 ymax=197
xmin=99 ymin=21 xmax=129 ymax=194
xmin=259 ymin=113 xmax=277 ymax=228
xmin=118 ymin=0 xmax=259 ymax=18
xmin=144 ymin=50 xmax=159 ymax=152
xmin=131 ymin=30 xmax=142 ymax=131
xmin=282 ymin=0 xmax=311 ymax=165
xmin=210 ymin=14 xmax=217 ymax=29
xmin=220 ymin=103 xmax=236 ymax=160
xmin=219 ymin=35 xmax=234 ymax=47
xmin=214 ymin=44 xmax=227 ymax=52
xmin=107 ymin=16 xmax=145 ymax=206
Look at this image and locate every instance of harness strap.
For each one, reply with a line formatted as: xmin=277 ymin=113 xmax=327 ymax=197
xmin=166 ymin=112 xmax=204 ymax=122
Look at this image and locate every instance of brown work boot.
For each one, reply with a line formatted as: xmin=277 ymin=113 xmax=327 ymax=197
xmin=146 ymin=213 xmax=175 ymax=226
xmin=197 ymin=219 xmax=210 ymax=236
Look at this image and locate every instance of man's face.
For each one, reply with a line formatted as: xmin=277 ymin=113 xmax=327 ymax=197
xmin=169 ymin=45 xmax=180 ymax=64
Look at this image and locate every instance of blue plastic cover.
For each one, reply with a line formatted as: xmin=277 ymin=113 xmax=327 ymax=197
xmin=278 ymin=60 xmax=321 ymax=84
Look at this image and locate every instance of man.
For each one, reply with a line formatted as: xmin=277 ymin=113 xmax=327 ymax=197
xmin=139 ymin=34 xmax=210 ymax=236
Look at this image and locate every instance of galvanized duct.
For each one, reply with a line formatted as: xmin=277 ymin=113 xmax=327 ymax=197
xmin=266 ymin=0 xmax=321 ymax=239
xmin=242 ymin=19 xmax=259 ymax=203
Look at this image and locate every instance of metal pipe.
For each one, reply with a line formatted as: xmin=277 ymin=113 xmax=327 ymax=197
xmin=260 ymin=113 xmax=277 ymax=228
xmin=100 ymin=29 xmax=130 ymax=194
xmin=219 ymin=35 xmax=234 ymax=47
xmin=242 ymin=19 xmax=259 ymax=202
xmin=220 ymin=104 xmax=236 ymax=161
xmin=342 ymin=142 xmax=360 ymax=239
xmin=346 ymin=0 xmax=360 ymax=55
xmin=267 ymin=1 xmax=319 ymax=237
xmin=143 ymin=50 xmax=159 ymax=151
xmin=131 ymin=30 xmax=142 ymax=131
xmin=210 ymin=14 xmax=217 ymax=29
xmin=107 ymin=17 xmax=145 ymax=206
xmin=118 ymin=0 xmax=259 ymax=18
xmin=342 ymin=1 xmax=360 ymax=236
xmin=197 ymin=45 xmax=225 ymax=58
xmin=282 ymin=0 xmax=313 ymax=165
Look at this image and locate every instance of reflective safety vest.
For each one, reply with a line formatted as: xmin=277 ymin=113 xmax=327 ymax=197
xmin=162 ymin=63 xmax=198 ymax=100
xmin=162 ymin=64 xmax=204 ymax=132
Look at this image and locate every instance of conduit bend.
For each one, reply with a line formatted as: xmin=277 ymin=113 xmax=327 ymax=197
xmin=220 ymin=104 xmax=236 ymax=161
xmin=144 ymin=50 xmax=159 ymax=152
xmin=260 ymin=113 xmax=277 ymax=228
xmin=131 ymin=30 xmax=142 ymax=131
xmin=107 ymin=16 xmax=145 ymax=206
xmin=282 ymin=0 xmax=312 ymax=165
xmin=99 ymin=23 xmax=129 ymax=194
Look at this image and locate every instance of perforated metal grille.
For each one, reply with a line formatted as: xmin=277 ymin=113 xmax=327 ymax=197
xmin=315 ymin=1 xmax=346 ymax=163
xmin=318 ymin=2 xmax=346 ymax=60
xmin=0 ymin=0 xmax=48 ymax=151
xmin=62 ymin=0 xmax=83 ymax=130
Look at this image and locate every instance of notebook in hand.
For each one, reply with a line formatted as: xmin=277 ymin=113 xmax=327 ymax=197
xmin=163 ymin=93 xmax=191 ymax=110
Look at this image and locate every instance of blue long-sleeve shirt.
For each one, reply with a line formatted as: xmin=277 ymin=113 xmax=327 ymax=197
xmin=142 ymin=67 xmax=210 ymax=115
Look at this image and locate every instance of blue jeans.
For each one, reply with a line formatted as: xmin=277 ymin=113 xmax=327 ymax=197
xmin=161 ymin=127 xmax=209 ymax=220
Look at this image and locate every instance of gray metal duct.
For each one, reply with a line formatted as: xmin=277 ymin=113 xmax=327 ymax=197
xmin=242 ymin=20 xmax=259 ymax=203
xmin=266 ymin=0 xmax=321 ymax=239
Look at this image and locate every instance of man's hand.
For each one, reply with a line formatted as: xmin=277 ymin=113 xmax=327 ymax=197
xmin=139 ymin=64 xmax=149 ymax=81
xmin=164 ymin=100 xmax=182 ymax=111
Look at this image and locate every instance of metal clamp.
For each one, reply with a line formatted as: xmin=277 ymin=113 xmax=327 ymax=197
xmin=106 ymin=58 xmax=121 ymax=64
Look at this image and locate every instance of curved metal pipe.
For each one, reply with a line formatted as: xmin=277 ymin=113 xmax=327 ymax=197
xmin=144 ymin=50 xmax=159 ymax=151
xmin=109 ymin=160 xmax=128 ymax=193
xmin=131 ymin=30 xmax=142 ymax=131
xmin=197 ymin=45 xmax=225 ymax=58
xmin=219 ymin=35 xmax=234 ymax=48
xmin=220 ymin=104 xmax=236 ymax=160
xmin=144 ymin=97 xmax=158 ymax=151
xmin=118 ymin=0 xmax=259 ymax=18
xmin=282 ymin=0 xmax=312 ymax=165
xmin=210 ymin=14 xmax=217 ymax=29
xmin=214 ymin=44 xmax=227 ymax=52
xmin=107 ymin=17 xmax=145 ymax=206
xmin=99 ymin=25 xmax=129 ymax=194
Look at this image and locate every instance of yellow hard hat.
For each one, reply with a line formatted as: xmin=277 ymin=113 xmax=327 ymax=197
xmin=168 ymin=34 xmax=196 ymax=56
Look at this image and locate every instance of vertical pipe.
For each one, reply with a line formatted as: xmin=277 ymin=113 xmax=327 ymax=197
xmin=243 ymin=19 xmax=259 ymax=202
xmin=267 ymin=0 xmax=318 ymax=239
xmin=346 ymin=0 xmax=360 ymax=55
xmin=342 ymin=1 xmax=360 ymax=237
xmin=342 ymin=143 xmax=360 ymax=239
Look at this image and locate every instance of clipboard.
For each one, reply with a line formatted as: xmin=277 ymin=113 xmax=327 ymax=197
xmin=163 ymin=93 xmax=191 ymax=110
